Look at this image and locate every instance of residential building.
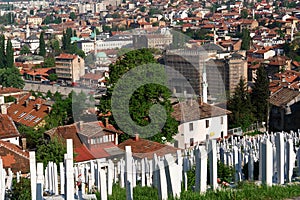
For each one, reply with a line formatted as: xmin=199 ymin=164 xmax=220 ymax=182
xmin=45 ymin=121 xmax=123 ymax=163
xmin=7 ymin=94 xmax=51 ymax=128
xmin=269 ymin=87 xmax=300 ymax=131
xmin=55 ymin=53 xmax=85 ymax=84
xmin=171 ymin=99 xmax=231 ymax=149
xmin=0 ymin=140 xmax=29 ymax=173
xmin=96 ymin=35 xmax=132 ymax=50
xmin=133 ymin=33 xmax=173 ymax=49
xmin=27 ymin=16 xmax=43 ymax=25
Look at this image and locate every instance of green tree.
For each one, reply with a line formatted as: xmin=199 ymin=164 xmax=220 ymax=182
xmin=48 ymin=73 xmax=58 ymax=82
xmin=29 ymin=9 xmax=34 ymax=15
xmin=39 ymin=31 xmax=46 ymax=57
xmin=241 ymin=9 xmax=248 ymax=19
xmin=228 ymin=77 xmax=255 ymax=130
xmin=5 ymin=38 xmax=14 ymax=68
xmin=0 ymin=35 xmax=5 ymax=68
xmin=20 ymin=45 xmax=31 ymax=55
xmin=43 ymin=57 xmax=55 ymax=68
xmin=36 ymin=137 xmax=67 ymax=167
xmin=98 ymin=49 xmax=178 ymax=143
xmin=17 ymin=125 xmax=44 ymax=150
xmin=241 ymin=28 xmax=251 ymax=50
xmin=69 ymin=12 xmax=76 ymax=20
xmin=251 ymin=66 xmax=269 ymax=123
xmin=0 ymin=67 xmax=24 ymax=88
xmin=6 ymin=178 xmax=31 ymax=200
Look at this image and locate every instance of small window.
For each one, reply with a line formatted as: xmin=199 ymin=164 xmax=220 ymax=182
xmin=206 ymin=120 xmax=209 ymax=128
xmin=189 ymin=123 xmax=193 ymax=131
xmin=221 ymin=131 xmax=224 ymax=138
xmin=221 ymin=117 xmax=224 ymax=125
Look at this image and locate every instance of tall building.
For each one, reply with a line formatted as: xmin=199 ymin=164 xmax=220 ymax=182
xmin=55 ymin=54 xmax=85 ymax=85
xmin=164 ymin=44 xmax=247 ymax=100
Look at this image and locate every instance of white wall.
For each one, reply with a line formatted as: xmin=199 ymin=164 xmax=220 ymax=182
xmin=174 ymin=115 xmax=228 ymax=149
xmin=1 ymin=137 xmax=20 ymax=146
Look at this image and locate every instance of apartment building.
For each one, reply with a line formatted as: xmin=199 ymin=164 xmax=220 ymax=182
xmin=55 ymin=53 xmax=85 ymax=84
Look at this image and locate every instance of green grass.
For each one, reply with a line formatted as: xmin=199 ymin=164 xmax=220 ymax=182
xmin=105 ymin=182 xmax=300 ymax=200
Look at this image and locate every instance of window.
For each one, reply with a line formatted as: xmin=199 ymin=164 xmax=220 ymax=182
xmin=206 ymin=120 xmax=209 ymax=128
xmin=189 ymin=123 xmax=193 ymax=131
xmin=221 ymin=131 xmax=224 ymax=138
xmin=221 ymin=117 xmax=223 ymax=125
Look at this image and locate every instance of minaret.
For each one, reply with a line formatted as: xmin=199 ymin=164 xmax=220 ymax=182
xmin=291 ymin=23 xmax=294 ymax=42
xmin=213 ymin=27 xmax=217 ymax=44
xmin=252 ymin=9 xmax=255 ymax=19
xmin=202 ymin=64 xmax=208 ymax=104
xmin=26 ymin=24 xmax=30 ymax=39
xmin=94 ymin=28 xmax=97 ymax=68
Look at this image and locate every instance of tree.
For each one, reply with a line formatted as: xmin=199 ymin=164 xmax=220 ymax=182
xmin=241 ymin=9 xmax=248 ymax=19
xmin=5 ymin=38 xmax=14 ymax=68
xmin=98 ymin=49 xmax=178 ymax=143
xmin=0 ymin=67 xmax=24 ymax=88
xmin=6 ymin=178 xmax=31 ymax=199
xmin=228 ymin=77 xmax=255 ymax=130
xmin=39 ymin=31 xmax=46 ymax=57
xmin=20 ymin=45 xmax=31 ymax=55
xmin=48 ymin=73 xmax=58 ymax=82
xmin=0 ymin=35 xmax=5 ymax=68
xmin=251 ymin=66 xmax=269 ymax=123
xmin=69 ymin=12 xmax=76 ymax=20
xmin=43 ymin=57 xmax=55 ymax=68
xmin=36 ymin=137 xmax=66 ymax=167
xmin=241 ymin=28 xmax=251 ymax=50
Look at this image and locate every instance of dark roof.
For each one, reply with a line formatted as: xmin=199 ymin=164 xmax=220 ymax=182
xmin=201 ymin=43 xmax=225 ymax=52
xmin=26 ymin=35 xmax=39 ymax=40
xmin=172 ymin=100 xmax=231 ymax=122
xmin=269 ymin=88 xmax=300 ymax=107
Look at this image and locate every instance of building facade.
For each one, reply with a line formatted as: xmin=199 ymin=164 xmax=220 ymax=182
xmin=55 ymin=53 xmax=85 ymax=84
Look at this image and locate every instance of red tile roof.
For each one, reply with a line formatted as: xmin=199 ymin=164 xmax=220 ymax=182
xmin=0 ymin=114 xmax=20 ymax=139
xmin=55 ymin=53 xmax=77 ymax=60
xmin=0 ymin=87 xmax=22 ymax=95
xmin=0 ymin=141 xmax=29 ymax=173
xmin=7 ymin=94 xmax=49 ymax=127
xmin=118 ymin=138 xmax=180 ymax=159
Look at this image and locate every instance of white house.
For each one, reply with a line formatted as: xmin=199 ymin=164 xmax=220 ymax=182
xmin=171 ymin=100 xmax=231 ymax=149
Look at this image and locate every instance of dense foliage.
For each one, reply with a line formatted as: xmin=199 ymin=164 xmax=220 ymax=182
xmin=98 ymin=48 xmax=178 ymax=143
xmin=6 ymin=178 xmax=31 ymax=200
xmin=250 ymin=66 xmax=269 ymax=123
xmin=241 ymin=28 xmax=251 ymax=50
xmin=228 ymin=77 xmax=255 ymax=131
xmin=39 ymin=31 xmax=46 ymax=57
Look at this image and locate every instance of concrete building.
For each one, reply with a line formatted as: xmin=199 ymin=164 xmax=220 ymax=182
xmin=133 ymin=33 xmax=173 ymax=49
xmin=96 ymin=35 xmax=132 ymax=50
xmin=164 ymin=44 xmax=247 ymax=99
xmin=55 ymin=53 xmax=85 ymax=84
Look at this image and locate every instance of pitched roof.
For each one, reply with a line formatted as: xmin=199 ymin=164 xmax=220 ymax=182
xmin=7 ymin=94 xmax=49 ymax=127
xmin=55 ymin=53 xmax=77 ymax=60
xmin=172 ymin=100 xmax=231 ymax=122
xmin=0 ymin=114 xmax=20 ymax=139
xmin=0 ymin=141 xmax=29 ymax=173
xmin=0 ymin=87 xmax=22 ymax=95
xmin=269 ymin=88 xmax=300 ymax=107
xmin=118 ymin=138 xmax=180 ymax=159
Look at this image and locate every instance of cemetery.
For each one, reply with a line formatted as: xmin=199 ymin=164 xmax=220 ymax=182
xmin=2 ymin=131 xmax=300 ymax=199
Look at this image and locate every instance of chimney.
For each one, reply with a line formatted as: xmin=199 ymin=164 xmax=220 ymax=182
xmin=1 ymin=105 xmax=7 ymax=115
xmin=115 ymin=133 xmax=118 ymax=145
xmin=24 ymin=99 xmax=29 ymax=107
xmin=21 ymin=138 xmax=27 ymax=150
xmin=105 ymin=117 xmax=109 ymax=128
xmin=35 ymin=104 xmax=41 ymax=111
xmin=47 ymin=106 xmax=52 ymax=113
xmin=134 ymin=133 xmax=139 ymax=141
xmin=79 ymin=121 xmax=84 ymax=131
xmin=199 ymin=96 xmax=203 ymax=106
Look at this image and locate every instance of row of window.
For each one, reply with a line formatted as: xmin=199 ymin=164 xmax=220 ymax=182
xmin=189 ymin=117 xmax=224 ymax=131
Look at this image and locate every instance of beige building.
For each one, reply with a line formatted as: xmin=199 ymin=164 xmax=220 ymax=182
xmin=27 ymin=16 xmax=43 ymax=25
xmin=55 ymin=54 xmax=85 ymax=84
xmin=133 ymin=33 xmax=173 ymax=49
